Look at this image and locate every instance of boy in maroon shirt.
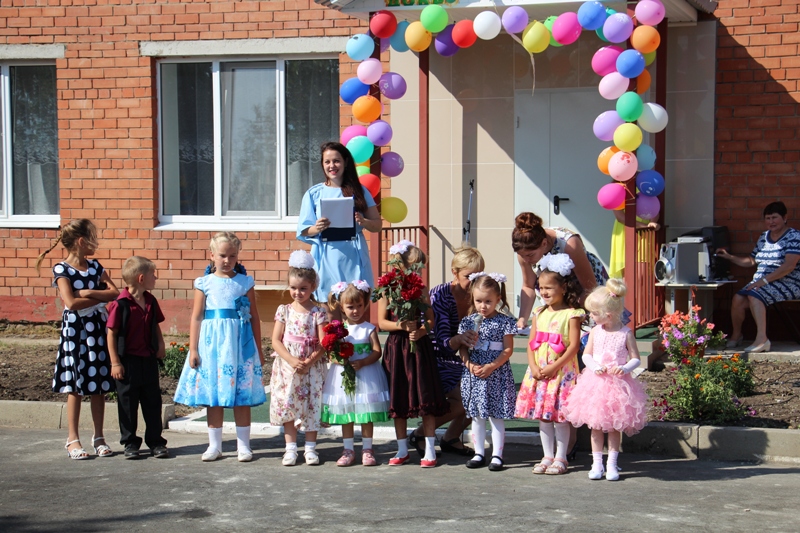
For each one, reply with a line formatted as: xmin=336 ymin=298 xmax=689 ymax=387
xmin=107 ymin=256 xmax=168 ymax=459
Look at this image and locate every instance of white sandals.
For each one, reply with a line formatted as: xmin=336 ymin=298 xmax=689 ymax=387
xmin=65 ymin=440 xmax=89 ymax=460
xmin=92 ymin=436 xmax=113 ymax=457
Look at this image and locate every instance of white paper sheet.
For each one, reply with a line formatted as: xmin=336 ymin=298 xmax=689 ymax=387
xmin=320 ymin=197 xmax=354 ymax=228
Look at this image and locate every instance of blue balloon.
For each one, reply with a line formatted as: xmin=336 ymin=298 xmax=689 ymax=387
xmin=636 ymin=170 xmax=665 ymax=197
xmin=636 ymin=144 xmax=657 ymax=171
xmin=616 ymin=49 xmax=646 ymax=79
xmin=390 ymin=21 xmax=411 ymax=53
xmin=339 ymin=77 xmax=370 ymax=105
xmin=346 ymin=34 xmax=375 ymax=62
xmin=578 ymin=1 xmax=607 ymax=31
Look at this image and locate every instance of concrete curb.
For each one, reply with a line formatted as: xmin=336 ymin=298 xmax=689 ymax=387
xmin=2 ymin=400 xmax=799 ymax=463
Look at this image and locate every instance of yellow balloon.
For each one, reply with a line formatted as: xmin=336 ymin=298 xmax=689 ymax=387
xmin=522 ymin=21 xmax=550 ymax=54
xmin=380 ymin=197 xmax=408 ymax=224
xmin=405 ymin=21 xmax=432 ymax=52
xmin=613 ymin=123 xmax=643 ymax=152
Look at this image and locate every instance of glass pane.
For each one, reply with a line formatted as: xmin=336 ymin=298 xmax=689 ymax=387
xmin=285 ymin=59 xmax=339 ymax=216
xmin=220 ymin=62 xmax=276 ymax=215
xmin=10 ymin=65 xmax=58 ymax=215
xmin=161 ymin=63 xmax=214 ymax=216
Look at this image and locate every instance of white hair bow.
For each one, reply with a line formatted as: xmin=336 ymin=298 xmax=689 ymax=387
xmin=389 ymin=239 xmax=414 ymax=255
xmin=288 ymin=250 xmax=315 ymax=269
xmin=538 ymin=253 xmax=574 ymax=276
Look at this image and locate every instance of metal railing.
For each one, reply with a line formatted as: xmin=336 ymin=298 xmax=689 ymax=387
xmin=378 ymin=226 xmax=427 ymax=275
xmin=634 ymin=227 xmax=664 ymax=328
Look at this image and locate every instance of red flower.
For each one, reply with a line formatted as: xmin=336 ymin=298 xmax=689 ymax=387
xmin=378 ymin=271 xmax=397 ymax=288
xmin=321 ymin=333 xmax=338 ymax=351
xmin=339 ymin=342 xmax=354 ymax=359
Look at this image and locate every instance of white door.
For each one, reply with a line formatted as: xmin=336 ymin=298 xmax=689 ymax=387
xmin=513 ymin=88 xmax=613 ymax=314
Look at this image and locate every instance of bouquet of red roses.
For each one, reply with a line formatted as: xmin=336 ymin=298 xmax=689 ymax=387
xmin=371 ymin=258 xmax=428 ymax=353
xmin=321 ymin=320 xmax=356 ymax=396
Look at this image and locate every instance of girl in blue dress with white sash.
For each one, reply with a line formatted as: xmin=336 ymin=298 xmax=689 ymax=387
xmin=297 ymin=142 xmax=382 ymax=302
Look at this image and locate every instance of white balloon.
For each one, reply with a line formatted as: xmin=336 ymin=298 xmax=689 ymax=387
xmin=474 ymin=11 xmax=502 ymax=40
xmin=598 ymin=72 xmax=629 ymax=100
xmin=638 ymin=103 xmax=669 ymax=133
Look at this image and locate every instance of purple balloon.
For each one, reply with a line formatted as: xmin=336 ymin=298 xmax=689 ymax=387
xmin=379 ymin=72 xmax=407 ymax=100
xmin=435 ymin=25 xmax=459 ymax=57
xmin=636 ymin=195 xmax=661 ymax=220
xmin=593 ymin=110 xmax=625 ymax=142
xmin=602 ymin=13 xmax=634 ymax=44
xmin=367 ymin=120 xmax=393 ymax=147
xmin=381 ymin=151 xmax=404 ymax=177
xmin=502 ymin=6 xmax=528 ymax=34
xmin=380 ymin=37 xmax=390 ymax=53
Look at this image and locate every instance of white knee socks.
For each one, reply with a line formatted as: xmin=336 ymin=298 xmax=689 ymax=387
xmin=539 ymin=422 xmax=555 ymax=459
xmin=554 ymin=422 xmax=570 ymax=462
xmin=489 ymin=417 xmax=505 ymax=465
xmin=472 ymin=418 xmax=487 ymax=457
xmin=208 ymin=427 xmax=223 ymax=453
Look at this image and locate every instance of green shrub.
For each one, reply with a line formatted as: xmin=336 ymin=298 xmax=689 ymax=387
xmin=161 ymin=341 xmax=188 ymax=379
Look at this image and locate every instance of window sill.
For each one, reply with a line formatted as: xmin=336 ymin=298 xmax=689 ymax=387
xmin=155 ymin=221 xmax=299 ymax=233
xmin=0 ymin=217 xmax=60 ymax=229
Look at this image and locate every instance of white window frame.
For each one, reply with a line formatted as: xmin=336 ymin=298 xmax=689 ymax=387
xmin=0 ymin=61 xmax=60 ymax=228
xmin=156 ymin=54 xmax=338 ymax=232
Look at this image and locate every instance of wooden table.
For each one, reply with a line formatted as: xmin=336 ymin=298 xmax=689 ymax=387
xmin=656 ymin=281 xmax=737 ymax=321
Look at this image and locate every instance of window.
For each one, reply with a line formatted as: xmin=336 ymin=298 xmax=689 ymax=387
xmin=0 ymin=64 xmax=59 ymax=226
xmin=159 ymin=58 xmax=339 ymax=227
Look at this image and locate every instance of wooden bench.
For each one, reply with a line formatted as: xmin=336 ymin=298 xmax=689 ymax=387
xmin=253 ymin=285 xmax=292 ymax=332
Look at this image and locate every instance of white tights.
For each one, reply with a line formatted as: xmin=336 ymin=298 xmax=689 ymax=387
xmin=472 ymin=417 xmax=506 ymax=464
xmin=539 ymin=421 xmax=571 ymax=461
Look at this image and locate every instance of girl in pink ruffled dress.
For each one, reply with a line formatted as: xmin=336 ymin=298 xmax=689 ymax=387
xmin=562 ymin=279 xmax=648 ymax=481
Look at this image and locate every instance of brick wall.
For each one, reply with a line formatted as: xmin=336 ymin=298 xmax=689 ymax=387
xmin=0 ymin=1 xmax=376 ymax=331
xmin=714 ymin=1 xmax=800 ymax=337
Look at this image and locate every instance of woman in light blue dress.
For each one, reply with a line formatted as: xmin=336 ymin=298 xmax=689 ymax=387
xmin=297 ymin=142 xmax=382 ymax=301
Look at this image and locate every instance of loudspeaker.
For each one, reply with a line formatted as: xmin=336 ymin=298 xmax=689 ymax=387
xmin=655 ymin=242 xmax=705 ymax=284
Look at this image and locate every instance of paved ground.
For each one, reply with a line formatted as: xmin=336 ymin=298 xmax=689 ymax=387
xmin=1 ymin=428 xmax=799 ymax=532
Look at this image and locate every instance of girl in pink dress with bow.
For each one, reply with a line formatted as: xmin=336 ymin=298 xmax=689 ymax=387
xmin=514 ymin=253 xmax=585 ymax=476
xmin=562 ymin=279 xmax=648 ymax=481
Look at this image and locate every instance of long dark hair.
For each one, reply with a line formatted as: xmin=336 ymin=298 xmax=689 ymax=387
xmin=320 ymin=141 xmax=368 ymax=213
xmin=512 ymin=212 xmax=548 ymax=252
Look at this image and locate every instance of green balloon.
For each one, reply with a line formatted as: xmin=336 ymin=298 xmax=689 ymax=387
xmin=616 ymin=92 xmax=644 ymax=122
xmin=346 ymin=136 xmax=375 ymax=165
xmin=356 ymin=165 xmax=370 ymax=177
xmin=544 ymin=16 xmax=562 ymax=48
xmin=420 ymin=5 xmax=449 ymax=34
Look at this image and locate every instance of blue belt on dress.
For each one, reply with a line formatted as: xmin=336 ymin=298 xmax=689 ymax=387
xmin=205 ymin=309 xmax=238 ymax=320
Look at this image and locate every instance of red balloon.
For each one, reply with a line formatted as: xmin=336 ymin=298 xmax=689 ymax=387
xmin=452 ymin=20 xmax=478 ymax=48
xmin=359 ymin=173 xmax=381 ymax=198
xmin=370 ymin=10 xmax=398 ymax=39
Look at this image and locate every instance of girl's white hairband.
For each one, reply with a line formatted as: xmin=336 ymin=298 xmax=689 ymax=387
xmin=468 ymin=271 xmax=507 ymax=284
xmin=389 ymin=239 xmax=415 ymax=255
xmin=538 ymin=253 xmax=575 ymax=277
xmin=288 ymin=250 xmax=315 ymax=269
xmin=331 ymin=280 xmax=371 ymax=296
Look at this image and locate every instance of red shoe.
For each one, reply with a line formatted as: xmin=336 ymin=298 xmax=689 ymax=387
xmin=361 ymin=449 xmax=377 ymax=466
xmin=420 ymin=458 xmax=437 ymax=468
xmin=336 ymin=449 xmax=355 ymax=467
xmin=388 ymin=454 xmax=409 ymax=466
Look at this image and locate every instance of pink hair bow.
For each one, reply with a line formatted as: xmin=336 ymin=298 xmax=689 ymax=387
xmin=529 ymin=331 xmax=566 ymax=354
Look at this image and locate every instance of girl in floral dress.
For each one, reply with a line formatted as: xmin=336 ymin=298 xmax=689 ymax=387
xmin=270 ymin=251 xmax=328 ymax=466
xmin=514 ymin=253 xmax=585 ymax=476
xmin=174 ymin=232 xmax=266 ymax=462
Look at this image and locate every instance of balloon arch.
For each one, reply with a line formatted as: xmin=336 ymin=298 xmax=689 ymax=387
xmin=338 ymin=2 xmax=669 ymax=225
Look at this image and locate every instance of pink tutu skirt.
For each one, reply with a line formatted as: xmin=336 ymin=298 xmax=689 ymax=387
xmin=562 ymin=369 xmax=648 ymax=436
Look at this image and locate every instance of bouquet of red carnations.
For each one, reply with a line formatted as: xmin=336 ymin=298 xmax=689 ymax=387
xmin=371 ymin=259 xmax=428 ymax=353
xmin=321 ymin=320 xmax=356 ymax=396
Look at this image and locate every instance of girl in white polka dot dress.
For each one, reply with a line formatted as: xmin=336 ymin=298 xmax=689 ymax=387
xmin=37 ymin=219 xmax=120 ymax=460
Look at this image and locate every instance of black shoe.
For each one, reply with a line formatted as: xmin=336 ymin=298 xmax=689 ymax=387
xmin=124 ymin=446 xmax=140 ymax=459
xmin=466 ymin=454 xmax=486 ymax=469
xmin=488 ymin=456 xmax=505 ymax=472
xmin=152 ymin=446 xmax=169 ymax=459
xmin=441 ymin=438 xmax=475 ymax=457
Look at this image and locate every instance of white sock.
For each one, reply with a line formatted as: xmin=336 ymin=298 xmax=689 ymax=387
xmin=471 ymin=418 xmax=486 ymax=457
xmin=424 ymin=436 xmax=436 ymax=461
xmin=395 ymin=438 xmax=408 ymax=458
xmin=538 ymin=422 xmax=555 ymax=459
xmin=304 ymin=441 xmax=317 ymax=453
xmin=362 ymin=438 xmax=372 ymax=450
xmin=607 ymin=450 xmax=619 ymax=469
xmin=554 ymin=422 xmax=570 ymax=462
xmin=592 ymin=451 xmax=604 ymax=468
xmin=343 ymin=438 xmax=354 ymax=451
xmin=489 ymin=417 xmax=505 ymax=463
xmin=285 ymin=442 xmax=298 ymax=453
xmin=235 ymin=425 xmax=251 ymax=452
xmin=208 ymin=427 xmax=223 ymax=452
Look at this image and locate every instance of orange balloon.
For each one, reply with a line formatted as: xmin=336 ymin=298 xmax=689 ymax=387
xmin=636 ymin=69 xmax=652 ymax=95
xmin=597 ymin=146 xmax=621 ymax=175
xmin=631 ymin=25 xmax=660 ymax=55
xmin=352 ymin=95 xmax=382 ymax=124
xmin=359 ymin=173 xmax=381 ymax=198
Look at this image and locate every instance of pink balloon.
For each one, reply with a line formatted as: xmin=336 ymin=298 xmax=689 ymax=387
xmin=341 ymin=125 xmax=367 ymax=147
xmin=592 ymin=45 xmax=624 ymax=76
xmin=608 ymin=151 xmax=639 ymax=181
xmin=357 ymin=58 xmax=383 ymax=85
xmin=635 ymin=0 xmax=666 ymax=26
xmin=551 ymin=12 xmax=582 ymax=45
xmin=636 ymin=195 xmax=661 ymax=220
xmin=598 ymin=183 xmax=626 ymax=210
xmin=598 ymin=72 xmax=630 ymax=100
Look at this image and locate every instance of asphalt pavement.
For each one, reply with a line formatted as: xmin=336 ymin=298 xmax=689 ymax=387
xmin=1 ymin=428 xmax=799 ymax=532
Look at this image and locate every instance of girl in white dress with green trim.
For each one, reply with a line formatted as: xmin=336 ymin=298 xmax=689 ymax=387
xmin=321 ymin=281 xmax=390 ymax=467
